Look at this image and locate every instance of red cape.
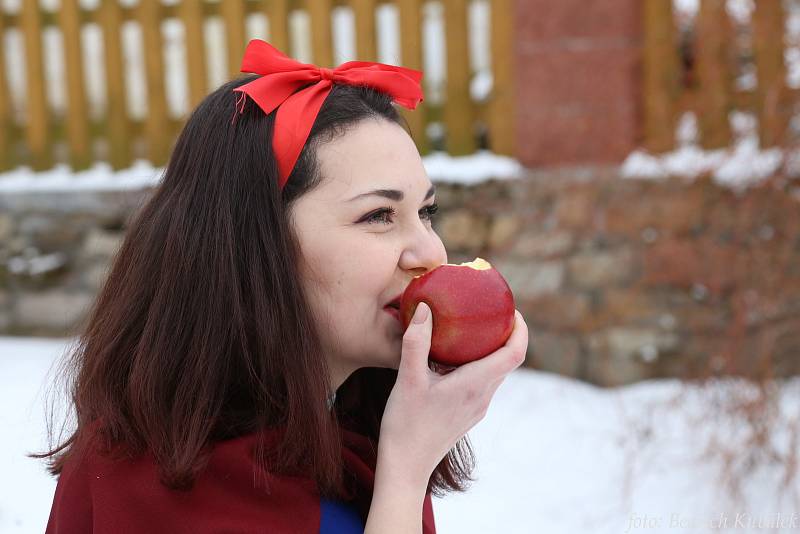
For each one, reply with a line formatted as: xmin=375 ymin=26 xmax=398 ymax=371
xmin=45 ymin=423 xmax=437 ymax=533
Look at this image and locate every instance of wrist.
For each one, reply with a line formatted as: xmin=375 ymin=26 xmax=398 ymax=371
xmin=366 ymin=450 xmax=428 ymax=534
xmin=375 ymin=443 xmax=431 ymax=495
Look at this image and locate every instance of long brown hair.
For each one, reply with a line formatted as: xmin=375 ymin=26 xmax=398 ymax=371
xmin=30 ymin=75 xmax=476 ymax=500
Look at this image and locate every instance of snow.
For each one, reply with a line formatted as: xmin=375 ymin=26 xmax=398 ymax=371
xmin=0 ymin=160 xmax=162 ymax=193
xmin=0 ymin=150 xmax=522 ymax=194
xmin=621 ymin=111 xmax=794 ymax=195
xmin=3 ymin=335 xmax=799 ymax=533
xmin=673 ymin=0 xmax=754 ymax=22
xmin=417 ymin=150 xmax=524 ymax=185
xmin=7 ymin=251 xmax=67 ymax=277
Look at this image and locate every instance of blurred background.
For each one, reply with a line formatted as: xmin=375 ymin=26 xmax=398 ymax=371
xmin=1 ymin=0 xmax=799 ymax=532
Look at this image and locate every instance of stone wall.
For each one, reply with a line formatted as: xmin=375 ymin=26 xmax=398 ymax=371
xmin=2 ymin=168 xmax=799 ymax=386
xmin=437 ymin=167 xmax=800 ymax=386
xmin=0 ymin=189 xmax=151 ymax=335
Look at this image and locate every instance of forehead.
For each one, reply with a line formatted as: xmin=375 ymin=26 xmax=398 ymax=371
xmin=312 ymin=118 xmax=430 ymax=199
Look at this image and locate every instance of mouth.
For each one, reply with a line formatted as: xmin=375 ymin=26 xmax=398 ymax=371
xmin=383 ymin=293 xmax=403 ymax=323
xmin=383 ymin=306 xmax=401 ymax=322
xmin=385 ymin=293 xmax=402 ymax=309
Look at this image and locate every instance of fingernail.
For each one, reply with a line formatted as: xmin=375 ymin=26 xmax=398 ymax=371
xmin=412 ymin=302 xmax=429 ymax=324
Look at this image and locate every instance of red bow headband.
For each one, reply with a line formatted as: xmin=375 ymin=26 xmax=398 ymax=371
xmin=232 ymin=39 xmax=425 ymax=189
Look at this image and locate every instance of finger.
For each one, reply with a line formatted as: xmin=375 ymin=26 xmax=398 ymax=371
xmin=399 ymin=302 xmax=434 ymax=379
xmin=444 ymin=310 xmax=528 ymax=385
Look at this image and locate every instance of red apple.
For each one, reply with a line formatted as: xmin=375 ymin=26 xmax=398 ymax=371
xmin=399 ymin=257 xmax=516 ymax=367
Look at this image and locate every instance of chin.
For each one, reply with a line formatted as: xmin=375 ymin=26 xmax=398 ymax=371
xmin=345 ymin=342 xmax=399 ymax=372
xmin=371 ymin=343 xmax=402 ymax=371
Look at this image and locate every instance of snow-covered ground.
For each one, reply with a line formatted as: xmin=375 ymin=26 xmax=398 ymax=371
xmin=2 ymin=335 xmax=799 ymax=533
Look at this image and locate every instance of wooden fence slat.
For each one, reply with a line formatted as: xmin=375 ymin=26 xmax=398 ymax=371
xmin=220 ymin=0 xmax=247 ymax=80
xmin=179 ymin=0 xmax=208 ymax=109
xmin=351 ymin=0 xmax=377 ymax=62
xmin=0 ymin=7 xmax=15 ymax=171
xmin=264 ymin=0 xmax=290 ymax=54
xmin=21 ymin=0 xmax=52 ymax=170
xmin=695 ymin=0 xmax=733 ymax=149
xmin=643 ymin=0 xmax=679 ymax=153
xmin=59 ymin=0 xmax=92 ymax=170
xmin=98 ymin=0 xmax=132 ymax=170
xmin=753 ymin=0 xmax=788 ymax=148
xmin=139 ymin=0 xmax=170 ymax=167
xmin=397 ymin=0 xmax=429 ymax=154
xmin=488 ymin=0 xmax=514 ymax=156
xmin=308 ymin=0 xmax=334 ymax=67
xmin=442 ymin=0 xmax=475 ymax=155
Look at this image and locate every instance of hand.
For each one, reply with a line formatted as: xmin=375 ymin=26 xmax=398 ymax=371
xmin=378 ymin=302 xmax=529 ymax=481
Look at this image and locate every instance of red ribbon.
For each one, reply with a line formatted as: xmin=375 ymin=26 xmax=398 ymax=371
xmin=233 ymin=39 xmax=425 ymax=189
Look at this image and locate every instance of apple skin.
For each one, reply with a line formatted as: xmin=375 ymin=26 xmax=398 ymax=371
xmin=399 ymin=258 xmax=516 ymax=367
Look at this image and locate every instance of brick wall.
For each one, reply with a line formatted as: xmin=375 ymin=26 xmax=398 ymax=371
xmin=514 ymin=0 xmax=642 ymax=166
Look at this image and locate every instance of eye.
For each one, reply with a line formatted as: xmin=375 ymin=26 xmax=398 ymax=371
xmin=420 ymin=202 xmax=439 ymax=222
xmin=363 ymin=207 xmax=397 ymax=225
xmin=361 ymin=203 xmax=439 ymax=225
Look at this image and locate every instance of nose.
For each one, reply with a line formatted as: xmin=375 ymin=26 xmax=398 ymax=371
xmin=398 ymin=225 xmax=448 ymax=277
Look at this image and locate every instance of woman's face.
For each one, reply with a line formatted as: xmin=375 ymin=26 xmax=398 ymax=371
xmin=290 ymin=118 xmax=447 ymax=391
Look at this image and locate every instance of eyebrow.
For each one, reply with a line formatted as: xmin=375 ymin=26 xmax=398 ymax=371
xmin=347 ymin=184 xmax=436 ymax=203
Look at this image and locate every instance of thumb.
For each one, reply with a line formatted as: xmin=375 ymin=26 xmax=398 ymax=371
xmin=399 ymin=302 xmax=433 ymax=378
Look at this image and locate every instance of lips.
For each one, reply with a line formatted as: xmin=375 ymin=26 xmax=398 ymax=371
xmin=384 ymin=306 xmax=401 ymax=322
xmin=385 ymin=294 xmax=402 ymax=309
xmin=383 ymin=293 xmax=403 ymax=323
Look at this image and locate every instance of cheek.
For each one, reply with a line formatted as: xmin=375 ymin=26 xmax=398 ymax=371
xmin=325 ymin=254 xmax=396 ymax=312
xmin=302 ymin=229 xmax=399 ymax=300
xmin=310 ymin=264 xmax=363 ymax=306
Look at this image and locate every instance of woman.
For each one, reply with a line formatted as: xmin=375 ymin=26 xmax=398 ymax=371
xmin=35 ymin=40 xmax=528 ymax=533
